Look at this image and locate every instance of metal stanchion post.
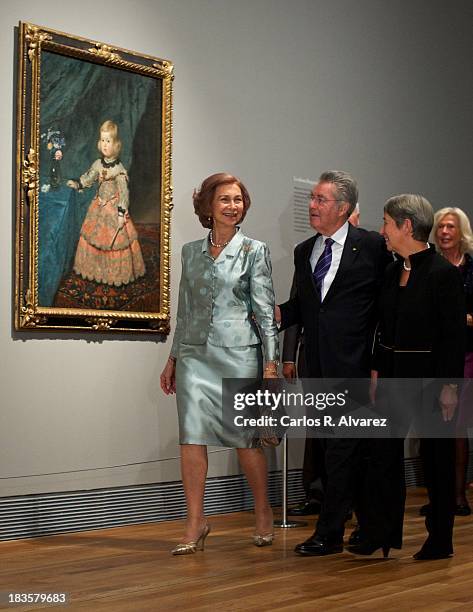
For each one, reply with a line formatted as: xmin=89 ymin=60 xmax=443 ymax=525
xmin=273 ymin=434 xmax=307 ymax=528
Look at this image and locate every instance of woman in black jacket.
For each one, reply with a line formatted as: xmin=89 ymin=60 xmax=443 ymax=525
xmin=349 ymin=194 xmax=465 ymax=560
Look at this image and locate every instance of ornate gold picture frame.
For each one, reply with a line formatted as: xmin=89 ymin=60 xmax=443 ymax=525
xmin=15 ymin=22 xmax=173 ymax=333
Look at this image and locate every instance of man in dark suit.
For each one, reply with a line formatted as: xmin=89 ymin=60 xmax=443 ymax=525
xmin=277 ymin=171 xmax=389 ymax=555
xmin=285 ymin=204 xmax=362 ymax=517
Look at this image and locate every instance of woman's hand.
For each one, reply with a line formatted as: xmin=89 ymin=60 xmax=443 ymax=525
xmin=439 ymin=384 xmax=458 ymax=421
xmin=263 ymin=361 xmax=279 ymax=379
xmin=66 ymin=179 xmax=79 ymax=190
xmin=369 ymin=370 xmax=378 ymax=405
xmin=260 ymin=436 xmax=280 ymax=447
xmin=160 ymin=357 xmax=176 ymax=394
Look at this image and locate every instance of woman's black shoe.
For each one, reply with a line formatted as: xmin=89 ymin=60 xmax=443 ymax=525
xmin=455 ymin=503 xmax=471 ymax=516
xmin=346 ymin=541 xmax=390 ymax=558
xmin=413 ymin=549 xmax=452 ymax=560
xmin=348 ymin=527 xmax=362 ymax=546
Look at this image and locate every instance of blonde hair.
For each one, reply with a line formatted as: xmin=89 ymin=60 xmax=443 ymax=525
xmin=97 ymin=120 xmax=122 ymax=156
xmin=431 ymin=207 xmax=473 ymax=254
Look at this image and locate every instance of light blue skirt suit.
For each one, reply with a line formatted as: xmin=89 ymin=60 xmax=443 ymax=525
xmin=169 ymin=229 xmax=279 ymax=447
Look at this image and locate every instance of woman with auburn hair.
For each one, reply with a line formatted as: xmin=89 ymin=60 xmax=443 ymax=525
xmin=432 ymin=206 xmax=473 ymax=516
xmin=160 ymin=172 xmax=279 ymax=555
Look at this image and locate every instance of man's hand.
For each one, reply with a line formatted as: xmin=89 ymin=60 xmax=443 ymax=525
xmin=282 ymin=362 xmax=296 ymax=381
xmin=275 ymin=305 xmax=281 ymax=324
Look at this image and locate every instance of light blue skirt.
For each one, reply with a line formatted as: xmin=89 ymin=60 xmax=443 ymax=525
xmin=175 ymin=341 xmax=263 ymax=447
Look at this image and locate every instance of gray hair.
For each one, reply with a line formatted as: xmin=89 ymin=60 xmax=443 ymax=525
xmin=384 ymin=194 xmax=434 ymax=242
xmin=432 ymin=207 xmax=473 ymax=254
xmin=319 ymin=170 xmax=358 ymax=216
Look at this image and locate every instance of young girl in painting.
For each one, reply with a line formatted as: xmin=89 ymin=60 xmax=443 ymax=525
xmin=67 ymin=120 xmax=145 ymax=286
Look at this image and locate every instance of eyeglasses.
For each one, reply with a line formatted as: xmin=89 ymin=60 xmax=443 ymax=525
xmin=309 ymin=195 xmax=342 ymax=206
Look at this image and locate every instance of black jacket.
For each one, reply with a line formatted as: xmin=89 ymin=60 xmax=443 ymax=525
xmin=279 ymin=224 xmax=390 ymax=377
xmin=374 ymin=246 xmax=466 ymax=378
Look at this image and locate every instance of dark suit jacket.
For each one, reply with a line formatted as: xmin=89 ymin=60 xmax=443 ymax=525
xmin=279 ymin=224 xmax=390 ymax=377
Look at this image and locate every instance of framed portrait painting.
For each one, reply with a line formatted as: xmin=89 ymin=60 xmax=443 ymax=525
xmin=15 ymin=22 xmax=173 ymax=333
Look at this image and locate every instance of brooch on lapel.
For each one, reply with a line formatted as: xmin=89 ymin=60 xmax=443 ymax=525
xmin=242 ymin=243 xmax=252 ymax=253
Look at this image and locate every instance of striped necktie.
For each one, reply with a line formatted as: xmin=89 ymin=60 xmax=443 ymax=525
xmin=313 ymin=237 xmax=334 ymax=296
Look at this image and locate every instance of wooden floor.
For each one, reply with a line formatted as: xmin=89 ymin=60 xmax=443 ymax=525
xmin=1 ymin=488 xmax=473 ymax=611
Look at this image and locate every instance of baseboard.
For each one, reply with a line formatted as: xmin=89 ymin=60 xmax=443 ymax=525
xmin=1 ymin=453 xmax=470 ymax=541
xmin=0 ymin=469 xmax=302 ymax=541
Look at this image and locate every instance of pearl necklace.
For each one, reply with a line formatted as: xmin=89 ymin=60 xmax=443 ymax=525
xmin=209 ymin=229 xmax=235 ymax=248
xmin=439 ymin=250 xmax=464 ymax=267
xmin=403 ymin=243 xmax=430 ymax=272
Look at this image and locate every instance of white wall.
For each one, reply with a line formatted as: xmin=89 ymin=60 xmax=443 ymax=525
xmin=1 ymin=0 xmax=472 ymax=496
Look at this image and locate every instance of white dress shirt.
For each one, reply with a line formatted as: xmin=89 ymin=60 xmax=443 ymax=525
xmin=309 ymin=222 xmax=349 ymax=301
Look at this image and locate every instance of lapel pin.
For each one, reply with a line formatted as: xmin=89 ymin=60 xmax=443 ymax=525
xmin=352 ymin=247 xmax=357 ymax=252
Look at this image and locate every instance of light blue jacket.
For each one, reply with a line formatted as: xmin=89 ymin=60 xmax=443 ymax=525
xmin=170 ymin=230 xmax=279 ymax=362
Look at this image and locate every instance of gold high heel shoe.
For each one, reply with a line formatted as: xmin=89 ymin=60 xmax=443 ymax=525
xmin=253 ymin=533 xmax=274 ymax=547
xmin=171 ymin=524 xmax=211 ymax=555
xmin=254 ymin=507 xmax=274 ymax=547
